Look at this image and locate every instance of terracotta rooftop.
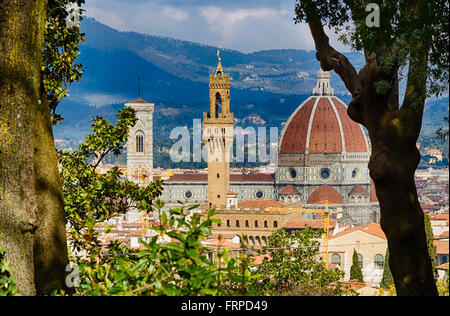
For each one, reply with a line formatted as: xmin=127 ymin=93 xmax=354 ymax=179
xmin=429 ymin=213 xmax=449 ymax=225
xmin=279 ymin=185 xmax=300 ymax=195
xmin=203 ymin=239 xmax=241 ymax=248
xmin=437 ymin=262 xmax=449 ymax=270
xmin=330 ymin=222 xmax=386 ymax=240
xmin=285 ymin=218 xmax=337 ymax=230
xmin=127 ymin=97 xmax=153 ymax=104
xmin=434 ymin=240 xmax=449 ymax=255
xmin=349 ymin=185 xmax=369 ymax=195
xmin=307 ymin=184 xmax=344 ymax=204
xmin=238 ymin=200 xmax=285 ymax=209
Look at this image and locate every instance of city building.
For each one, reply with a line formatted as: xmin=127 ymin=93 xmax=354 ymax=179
xmin=328 ymin=222 xmax=387 ymax=286
xmin=125 ymin=97 xmax=155 ymax=184
xmin=159 ymin=57 xmax=380 ymax=227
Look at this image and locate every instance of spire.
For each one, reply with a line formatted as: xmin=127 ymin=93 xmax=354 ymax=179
xmin=312 ymin=68 xmax=334 ymax=96
xmin=215 ymin=47 xmax=224 ymax=77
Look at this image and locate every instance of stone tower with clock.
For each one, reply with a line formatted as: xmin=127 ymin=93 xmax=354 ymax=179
xmin=203 ymin=49 xmax=234 ymax=207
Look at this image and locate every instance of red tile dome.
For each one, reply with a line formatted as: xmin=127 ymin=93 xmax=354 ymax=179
xmin=307 ymin=185 xmax=343 ymax=204
xmin=279 ymin=70 xmax=368 ymax=155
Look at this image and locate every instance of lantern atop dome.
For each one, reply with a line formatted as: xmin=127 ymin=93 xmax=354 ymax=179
xmin=312 ymin=68 xmax=334 ymax=96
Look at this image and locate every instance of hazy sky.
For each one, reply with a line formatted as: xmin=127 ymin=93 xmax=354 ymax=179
xmin=83 ymin=0 xmax=350 ymax=53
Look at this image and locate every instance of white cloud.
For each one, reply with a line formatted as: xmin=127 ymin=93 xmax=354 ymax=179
xmin=82 ymin=93 xmax=125 ymax=108
xmin=201 ymin=6 xmax=287 ymax=25
xmin=162 ymin=6 xmax=190 ymax=21
xmin=83 ymin=0 xmax=351 ymax=53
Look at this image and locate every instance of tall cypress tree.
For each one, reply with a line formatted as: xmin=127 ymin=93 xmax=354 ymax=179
xmin=380 ymin=248 xmax=394 ymax=289
xmin=350 ymin=249 xmax=364 ymax=282
xmin=424 ymin=213 xmax=438 ymax=281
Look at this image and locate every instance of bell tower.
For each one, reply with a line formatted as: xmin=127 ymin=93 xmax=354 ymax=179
xmin=203 ymin=49 xmax=234 ymax=208
xmin=125 ymin=96 xmax=154 ymax=185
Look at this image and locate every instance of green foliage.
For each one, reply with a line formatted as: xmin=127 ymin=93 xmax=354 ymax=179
xmin=250 ymin=228 xmax=353 ymax=296
xmin=66 ymin=203 xmax=255 ymax=296
xmin=294 ymin=0 xmax=449 ymax=98
xmin=55 ymin=108 xmax=349 ymax=296
xmin=424 ymin=213 xmax=438 ymax=280
xmin=42 ymin=0 xmax=86 ymax=124
xmin=0 ymin=248 xmax=18 ymax=296
xmin=350 ymin=249 xmax=364 ymax=283
xmin=57 ymin=107 xmax=163 ymax=254
xmin=437 ymin=270 xmax=449 ymax=296
xmin=380 ymin=248 xmax=394 ymax=289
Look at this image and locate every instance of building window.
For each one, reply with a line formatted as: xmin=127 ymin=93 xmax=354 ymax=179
xmin=264 ymin=220 xmax=268 ymax=228
xmin=374 ymin=254 xmax=384 ymax=268
xmin=352 ymin=169 xmax=359 ymax=180
xmin=184 ymin=191 xmax=193 ymax=200
xmin=320 ymin=168 xmax=330 ymax=180
xmin=226 ymin=220 xmax=231 ymax=227
xmin=255 ymin=190 xmax=264 ymax=199
xmin=289 ymin=168 xmax=297 ymax=180
xmin=136 ymin=134 xmax=144 ymax=153
xmin=236 ymin=220 xmax=240 ymax=227
xmin=245 ymin=220 xmax=249 ymax=227
xmin=217 ymin=173 xmax=220 ymax=178
xmin=255 ymin=220 xmax=259 ymax=228
xmin=273 ymin=221 xmax=278 ymax=228
xmin=331 ymin=253 xmax=341 ymax=266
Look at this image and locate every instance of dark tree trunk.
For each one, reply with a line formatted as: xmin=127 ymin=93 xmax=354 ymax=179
xmin=33 ymin=85 xmax=69 ymax=295
xmin=300 ymin=1 xmax=439 ymax=295
xmin=0 ymin=0 xmax=68 ymax=295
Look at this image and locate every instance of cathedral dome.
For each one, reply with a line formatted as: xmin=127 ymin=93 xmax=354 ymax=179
xmin=279 ymin=70 xmax=368 ymax=155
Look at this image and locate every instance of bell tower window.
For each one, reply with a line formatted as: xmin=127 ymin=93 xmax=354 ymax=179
xmin=215 ymin=92 xmax=222 ymax=118
xmin=136 ymin=133 xmax=144 ymax=153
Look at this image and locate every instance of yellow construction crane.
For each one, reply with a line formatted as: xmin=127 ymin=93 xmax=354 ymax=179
xmin=128 ymin=168 xmax=174 ymax=186
xmin=266 ymin=200 xmax=341 ymax=266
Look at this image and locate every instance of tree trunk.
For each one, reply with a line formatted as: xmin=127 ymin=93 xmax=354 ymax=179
xmin=300 ymin=1 xmax=439 ymax=295
xmin=33 ymin=85 xmax=69 ymax=295
xmin=365 ymin=100 xmax=438 ymax=296
xmin=0 ymin=0 xmax=68 ymax=295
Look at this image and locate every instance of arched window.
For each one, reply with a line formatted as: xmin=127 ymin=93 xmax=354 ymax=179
xmin=215 ymin=92 xmax=222 ymax=117
xmin=331 ymin=253 xmax=341 ymax=266
xmin=273 ymin=221 xmax=278 ymax=228
xmin=255 ymin=236 xmax=261 ymax=247
xmin=136 ymin=132 xmax=144 ymax=153
xmin=374 ymin=254 xmax=384 ymax=268
xmin=262 ymin=236 xmax=267 ymax=246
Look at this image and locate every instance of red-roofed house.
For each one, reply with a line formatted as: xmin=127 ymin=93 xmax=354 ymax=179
xmin=327 ymin=222 xmax=387 ymax=286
